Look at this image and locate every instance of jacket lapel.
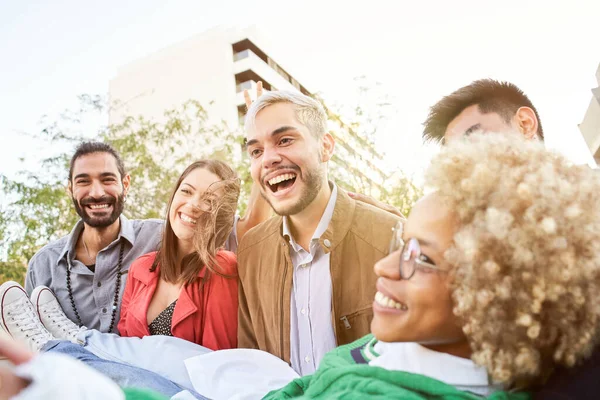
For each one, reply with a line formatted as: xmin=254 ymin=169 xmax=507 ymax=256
xmin=171 ymin=285 xmax=199 ymax=329
xmin=320 ymin=185 xmax=355 ymax=254
xmin=131 ymin=268 xmax=159 ymax=335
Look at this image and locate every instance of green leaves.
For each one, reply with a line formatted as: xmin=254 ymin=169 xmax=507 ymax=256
xmin=0 ymin=96 xmax=251 ymax=285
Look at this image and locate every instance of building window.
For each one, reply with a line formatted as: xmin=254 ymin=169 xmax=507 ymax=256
xmin=233 ymin=49 xmax=251 ymax=62
xmin=236 ymin=80 xmax=254 ymax=93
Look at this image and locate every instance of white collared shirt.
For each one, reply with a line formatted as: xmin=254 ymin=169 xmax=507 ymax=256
xmin=368 ymin=339 xmax=503 ymax=397
xmin=284 ymin=185 xmax=338 ymax=376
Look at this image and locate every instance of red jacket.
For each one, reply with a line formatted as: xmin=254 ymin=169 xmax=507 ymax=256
xmin=118 ymin=251 xmax=238 ymax=350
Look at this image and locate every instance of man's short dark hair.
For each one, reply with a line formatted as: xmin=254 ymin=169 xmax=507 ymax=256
xmin=69 ymin=141 xmax=126 ymax=181
xmin=423 ymin=79 xmax=544 ymax=142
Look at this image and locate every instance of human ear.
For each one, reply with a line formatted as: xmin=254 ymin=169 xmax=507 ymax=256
xmin=122 ymin=174 xmax=131 ymax=197
xmin=514 ymin=107 xmax=539 ymax=140
xmin=320 ymin=133 xmax=335 ymax=162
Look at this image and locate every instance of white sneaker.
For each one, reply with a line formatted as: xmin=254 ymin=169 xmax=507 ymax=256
xmin=31 ymin=285 xmax=87 ymax=343
xmin=0 ymin=281 xmax=55 ymax=352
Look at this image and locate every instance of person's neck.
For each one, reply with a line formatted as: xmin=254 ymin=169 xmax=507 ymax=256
xmin=81 ymin=219 xmax=121 ymax=257
xmin=175 ymin=240 xmax=194 ymax=270
xmin=288 ymin=181 xmax=332 ymax=250
xmin=421 ymin=339 xmax=472 ymax=360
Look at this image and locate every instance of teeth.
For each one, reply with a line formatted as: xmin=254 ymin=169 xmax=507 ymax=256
xmin=375 ymin=291 xmax=407 ymax=311
xmin=268 ymin=173 xmax=296 ymax=186
xmin=180 ymin=213 xmax=197 ymax=225
xmin=89 ymin=204 xmax=110 ymax=210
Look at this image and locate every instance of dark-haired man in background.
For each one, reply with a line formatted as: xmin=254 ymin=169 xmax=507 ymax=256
xmin=349 ymin=79 xmax=545 ymax=214
xmin=422 ymin=78 xmax=543 ymax=143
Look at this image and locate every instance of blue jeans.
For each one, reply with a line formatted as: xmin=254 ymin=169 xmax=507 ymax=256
xmin=43 ymin=340 xmax=206 ymax=399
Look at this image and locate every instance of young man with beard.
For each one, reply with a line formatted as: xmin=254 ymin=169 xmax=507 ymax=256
xmin=238 ymin=91 xmax=400 ymax=376
xmin=24 ymin=142 xmax=163 ymax=333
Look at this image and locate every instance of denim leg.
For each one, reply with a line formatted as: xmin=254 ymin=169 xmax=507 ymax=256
xmin=78 ymin=330 xmax=212 ymax=391
xmin=44 ymin=341 xmax=206 ymax=399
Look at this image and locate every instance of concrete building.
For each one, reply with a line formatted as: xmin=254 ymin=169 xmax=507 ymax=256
xmin=580 ymin=63 xmax=600 ymax=163
xmin=108 ymin=26 xmax=388 ymax=195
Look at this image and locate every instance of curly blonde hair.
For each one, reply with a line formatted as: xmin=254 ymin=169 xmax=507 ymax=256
xmin=425 ymin=133 xmax=600 ymax=386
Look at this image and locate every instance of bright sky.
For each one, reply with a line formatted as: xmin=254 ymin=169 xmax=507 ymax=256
xmin=1 ymin=0 xmax=599 ymax=186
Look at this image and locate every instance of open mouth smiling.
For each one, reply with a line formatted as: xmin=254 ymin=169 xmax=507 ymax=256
xmin=179 ymin=212 xmax=197 ymax=225
xmin=375 ymin=291 xmax=408 ymax=311
xmin=86 ymin=203 xmax=112 ymax=211
xmin=266 ymin=172 xmax=297 ymax=193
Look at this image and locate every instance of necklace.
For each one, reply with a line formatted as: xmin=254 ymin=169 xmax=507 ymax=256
xmin=67 ymin=240 xmax=125 ymax=333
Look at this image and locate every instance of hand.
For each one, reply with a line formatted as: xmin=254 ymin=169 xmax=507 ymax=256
xmin=347 ymin=191 xmax=407 ymax=219
xmin=0 ymin=335 xmax=33 ymax=399
xmin=243 ymin=81 xmax=264 ymax=109
xmin=237 ymin=181 xmax=273 ymax=241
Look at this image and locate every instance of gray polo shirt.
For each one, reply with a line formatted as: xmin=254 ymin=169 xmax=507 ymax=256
xmin=25 ymin=215 xmax=163 ymax=332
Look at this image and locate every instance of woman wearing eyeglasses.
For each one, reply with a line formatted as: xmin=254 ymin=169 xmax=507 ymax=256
xmin=262 ymin=133 xmax=600 ymax=399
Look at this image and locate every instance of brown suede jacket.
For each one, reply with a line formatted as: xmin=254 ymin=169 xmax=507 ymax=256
xmin=237 ymin=186 xmax=400 ymax=364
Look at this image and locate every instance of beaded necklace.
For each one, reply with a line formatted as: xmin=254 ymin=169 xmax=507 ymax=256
xmin=67 ymin=240 xmax=125 ymax=333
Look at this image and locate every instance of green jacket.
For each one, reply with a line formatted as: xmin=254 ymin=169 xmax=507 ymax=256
xmin=264 ymin=335 xmax=531 ymax=400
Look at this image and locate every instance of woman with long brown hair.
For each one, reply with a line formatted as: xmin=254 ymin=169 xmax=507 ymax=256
xmin=116 ymin=159 xmax=240 ymax=349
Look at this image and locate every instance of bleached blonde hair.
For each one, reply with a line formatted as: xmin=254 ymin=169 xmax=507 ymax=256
xmin=244 ymin=90 xmax=327 ymax=138
xmin=426 ymin=133 xmax=600 ymax=386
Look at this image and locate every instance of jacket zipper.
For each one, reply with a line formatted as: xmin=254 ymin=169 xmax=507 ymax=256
xmin=340 ymin=316 xmax=351 ymax=330
xmin=340 ymin=304 xmax=373 ymax=330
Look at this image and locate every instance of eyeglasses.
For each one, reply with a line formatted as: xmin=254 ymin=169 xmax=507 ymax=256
xmin=389 ymin=221 xmax=448 ymax=280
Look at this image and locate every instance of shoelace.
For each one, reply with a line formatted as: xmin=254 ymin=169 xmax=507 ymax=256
xmin=6 ymin=298 xmax=53 ymax=347
xmin=41 ymin=305 xmax=83 ymax=339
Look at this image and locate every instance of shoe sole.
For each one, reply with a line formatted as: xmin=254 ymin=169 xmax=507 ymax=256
xmin=30 ymin=286 xmax=54 ymax=331
xmin=0 ymin=282 xmax=27 ymax=337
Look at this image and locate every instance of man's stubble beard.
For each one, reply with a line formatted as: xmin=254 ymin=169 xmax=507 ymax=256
xmin=72 ymin=192 xmax=125 ymax=228
xmin=262 ymin=165 xmax=325 ymax=217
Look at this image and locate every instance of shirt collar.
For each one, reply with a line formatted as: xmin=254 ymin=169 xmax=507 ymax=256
xmin=366 ymin=338 xmax=502 ymax=396
xmin=57 ymin=215 xmax=136 ymax=266
xmin=118 ymin=215 xmax=136 ymax=245
xmin=57 ymin=220 xmax=85 ymax=265
xmin=282 ymin=184 xmax=338 ymax=251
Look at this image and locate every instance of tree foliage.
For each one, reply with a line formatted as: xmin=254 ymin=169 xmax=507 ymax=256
xmin=1 ymin=96 xmax=251 ymax=285
xmin=1 ymin=88 xmax=422 ymax=285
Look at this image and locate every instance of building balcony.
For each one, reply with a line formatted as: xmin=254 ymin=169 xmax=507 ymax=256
xmin=233 ymin=49 xmax=299 ymax=94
